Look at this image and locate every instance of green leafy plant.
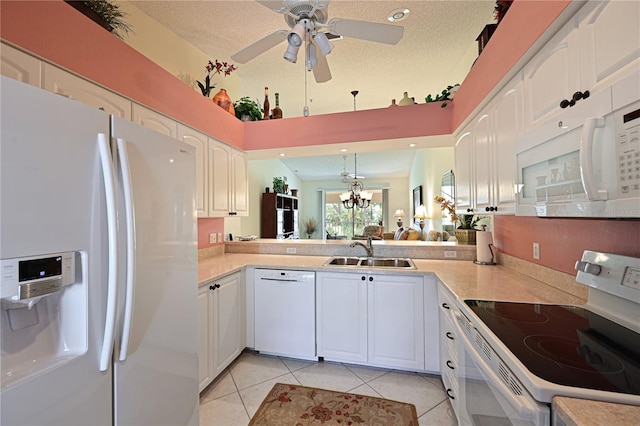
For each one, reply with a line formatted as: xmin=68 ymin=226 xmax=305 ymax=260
xmin=196 ymin=60 xmax=237 ymax=97
xmin=77 ymin=0 xmax=132 ymax=39
xmin=234 ymin=97 xmax=264 ymax=121
xmin=425 ymin=84 xmax=460 ymax=108
xmin=272 ymin=177 xmax=286 ymax=193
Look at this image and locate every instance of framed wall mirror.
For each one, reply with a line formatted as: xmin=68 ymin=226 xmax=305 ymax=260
xmin=412 ymin=186 xmax=423 ymax=225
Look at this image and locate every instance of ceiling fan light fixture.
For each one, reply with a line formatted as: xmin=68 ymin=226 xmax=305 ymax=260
xmin=313 ymin=32 xmax=332 ymax=56
xmin=306 ymin=43 xmax=318 ymax=71
xmin=387 ymin=8 xmax=410 ymax=22
xmin=288 ymin=22 xmax=306 ymax=47
xmin=283 ymin=43 xmax=300 ymax=63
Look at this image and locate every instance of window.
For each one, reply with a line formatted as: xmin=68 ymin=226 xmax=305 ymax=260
xmin=324 ymin=190 xmax=384 ymax=239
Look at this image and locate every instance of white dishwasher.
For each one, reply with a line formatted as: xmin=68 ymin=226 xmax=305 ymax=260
xmin=254 ymin=269 xmax=316 ymax=360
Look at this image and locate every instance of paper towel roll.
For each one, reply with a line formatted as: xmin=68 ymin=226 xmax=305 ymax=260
xmin=476 ymin=231 xmax=494 ymax=264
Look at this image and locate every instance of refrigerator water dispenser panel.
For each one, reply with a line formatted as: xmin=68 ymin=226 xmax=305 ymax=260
xmin=1 ymin=251 xmax=87 ymax=391
xmin=1 ymin=252 xmax=75 ymax=306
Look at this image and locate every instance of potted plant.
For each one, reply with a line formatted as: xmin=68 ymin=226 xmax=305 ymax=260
xmin=303 ymin=217 xmax=317 ymax=239
xmin=425 ymin=84 xmax=460 ymax=108
xmin=272 ymin=176 xmax=286 ymax=193
xmin=434 ymin=196 xmax=486 ymax=244
xmin=65 ymin=0 xmax=132 ymax=39
xmin=196 ymin=59 xmax=237 ymax=98
xmin=234 ymin=97 xmax=263 ymax=121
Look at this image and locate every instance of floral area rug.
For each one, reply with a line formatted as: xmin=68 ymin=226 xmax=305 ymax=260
xmin=248 ymin=383 xmax=419 ymax=425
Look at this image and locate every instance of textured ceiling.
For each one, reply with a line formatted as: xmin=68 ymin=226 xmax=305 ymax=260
xmin=130 ymin=0 xmax=496 ymax=179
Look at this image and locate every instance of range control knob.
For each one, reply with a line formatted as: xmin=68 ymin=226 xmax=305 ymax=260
xmin=575 ymin=260 xmax=602 ymax=276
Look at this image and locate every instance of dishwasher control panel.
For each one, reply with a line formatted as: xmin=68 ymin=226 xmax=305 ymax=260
xmin=255 ymin=269 xmax=315 ymax=283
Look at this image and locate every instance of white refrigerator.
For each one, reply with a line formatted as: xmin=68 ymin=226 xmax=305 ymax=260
xmin=0 ymin=76 xmax=199 ymax=425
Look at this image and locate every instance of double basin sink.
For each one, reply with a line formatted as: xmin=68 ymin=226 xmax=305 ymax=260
xmin=324 ymin=256 xmax=416 ymax=269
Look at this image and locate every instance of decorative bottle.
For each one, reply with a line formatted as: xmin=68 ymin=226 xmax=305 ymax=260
xmin=263 ymin=87 xmax=270 ymax=120
xmin=272 ymin=92 xmax=283 ymax=119
xmin=398 ymin=92 xmax=413 ymax=106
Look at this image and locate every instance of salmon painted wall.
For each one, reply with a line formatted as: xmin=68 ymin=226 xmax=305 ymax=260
xmin=197 ymin=218 xmax=225 ymax=250
xmin=494 ymin=216 xmax=640 ymax=275
xmin=0 ymin=0 xmax=244 ymax=148
xmin=452 ymin=0 xmax=571 ymax=129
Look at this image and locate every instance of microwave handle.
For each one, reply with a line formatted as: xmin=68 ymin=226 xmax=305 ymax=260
xmin=580 ymin=117 xmax=607 ymax=201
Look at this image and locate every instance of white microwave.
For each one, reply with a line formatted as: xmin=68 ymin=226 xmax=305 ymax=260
xmin=516 ymin=72 xmax=640 ymax=218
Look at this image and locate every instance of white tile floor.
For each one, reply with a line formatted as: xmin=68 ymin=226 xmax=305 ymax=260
xmin=199 ymin=350 xmax=457 ymax=425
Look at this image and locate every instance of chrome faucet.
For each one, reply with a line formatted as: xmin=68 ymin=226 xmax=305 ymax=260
xmin=350 ymin=236 xmax=374 ymax=257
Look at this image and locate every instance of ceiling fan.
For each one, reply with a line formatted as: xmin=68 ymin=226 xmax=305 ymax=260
xmin=231 ymin=0 xmax=404 ymax=83
xmin=340 ymin=155 xmax=364 ymax=183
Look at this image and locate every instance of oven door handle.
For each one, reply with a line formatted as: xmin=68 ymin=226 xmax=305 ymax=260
xmin=453 ymin=311 xmax=548 ymax=420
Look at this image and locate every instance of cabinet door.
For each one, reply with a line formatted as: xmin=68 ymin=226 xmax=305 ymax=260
xmin=230 ymin=148 xmax=249 ymax=216
xmin=42 ymin=63 xmax=131 ymax=119
xmin=0 ymin=43 xmax=41 ymax=86
xmin=178 ymin=125 xmax=208 ymax=217
xmin=578 ymin=0 xmax=640 ymax=94
xmin=492 ymin=75 xmax=523 ymax=214
xmin=454 ymin=128 xmax=474 ymax=213
xmin=212 ymin=272 xmax=243 ymax=377
xmin=316 ymin=272 xmax=368 ymax=363
xmin=208 ymin=138 xmax=231 ymax=217
xmin=132 ymin=103 xmax=177 ymax=138
xmin=523 ymin=17 xmax=580 ymax=130
xmin=423 ymin=276 xmax=440 ymax=373
xmin=367 ymin=274 xmax=424 ymax=370
xmin=473 ymin=112 xmax=493 ymax=213
xmin=197 ymin=285 xmax=214 ymax=392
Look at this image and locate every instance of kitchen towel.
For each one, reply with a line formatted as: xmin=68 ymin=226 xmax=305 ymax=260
xmin=476 ymin=231 xmax=494 ymax=264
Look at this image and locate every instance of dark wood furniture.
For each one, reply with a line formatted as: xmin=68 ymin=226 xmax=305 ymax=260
xmin=261 ymin=193 xmax=299 ymax=239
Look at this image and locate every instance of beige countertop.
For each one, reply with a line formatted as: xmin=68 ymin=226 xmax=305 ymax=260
xmin=197 ymin=252 xmax=638 ymax=424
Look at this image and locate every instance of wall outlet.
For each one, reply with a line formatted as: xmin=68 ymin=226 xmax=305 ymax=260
xmin=209 ymin=233 xmax=217 ymax=244
xmin=444 ymin=251 xmax=457 ymax=258
xmin=286 ymin=247 xmax=296 ymax=254
xmin=533 ymin=242 xmax=540 ymax=260
xmin=217 ymin=233 xmax=222 ymax=243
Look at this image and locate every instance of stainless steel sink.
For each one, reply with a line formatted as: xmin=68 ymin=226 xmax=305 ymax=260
xmin=359 ymin=258 xmax=414 ymax=268
xmin=326 ymin=256 xmax=361 ymax=266
xmin=324 ymin=256 xmax=416 ymax=269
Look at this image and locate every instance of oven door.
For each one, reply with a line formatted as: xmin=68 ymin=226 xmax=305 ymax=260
xmin=454 ymin=311 xmax=550 ymax=426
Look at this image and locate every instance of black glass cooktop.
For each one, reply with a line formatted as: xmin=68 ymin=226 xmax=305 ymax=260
xmin=465 ymin=300 xmax=640 ymax=396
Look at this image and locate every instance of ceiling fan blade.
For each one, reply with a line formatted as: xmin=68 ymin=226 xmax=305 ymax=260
xmin=231 ymin=30 xmax=288 ymax=63
xmin=312 ymin=46 xmax=332 ymax=83
xmin=328 ymin=18 xmax=404 ymax=45
xmin=255 ymin=1 xmax=289 ymax=14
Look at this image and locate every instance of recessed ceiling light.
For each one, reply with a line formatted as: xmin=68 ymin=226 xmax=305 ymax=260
xmin=388 ymin=8 xmax=410 ymax=22
xmin=279 ymin=153 xmax=286 ymax=157
xmin=408 ymin=143 xmax=417 ymax=148
xmin=339 ymin=148 xmax=349 ymax=152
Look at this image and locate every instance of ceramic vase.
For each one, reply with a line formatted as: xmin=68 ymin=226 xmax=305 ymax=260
xmin=212 ymin=89 xmax=235 ymax=116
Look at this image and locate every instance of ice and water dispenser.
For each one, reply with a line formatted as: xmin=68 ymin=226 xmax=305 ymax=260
xmin=1 ymin=251 xmax=87 ymax=389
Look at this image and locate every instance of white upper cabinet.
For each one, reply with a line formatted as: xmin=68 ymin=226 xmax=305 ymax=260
xmin=454 ymin=73 xmax=522 ymax=215
xmin=578 ymin=0 xmax=640 ymax=94
xmin=42 ymin=63 xmax=131 ymax=120
xmin=208 ymin=139 xmax=248 ymax=217
xmin=472 ymin=112 xmax=493 ymax=213
xmin=0 ymin=43 xmax=40 ymax=87
xmin=178 ymin=125 xmax=208 ymax=217
xmin=132 ymin=103 xmax=177 ymax=138
xmin=454 ymin=128 xmax=474 ymax=214
xmin=523 ymin=17 xmax=581 ymax=131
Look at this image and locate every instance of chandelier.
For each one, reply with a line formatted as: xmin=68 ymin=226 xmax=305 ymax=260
xmin=340 ymin=153 xmax=372 ymax=209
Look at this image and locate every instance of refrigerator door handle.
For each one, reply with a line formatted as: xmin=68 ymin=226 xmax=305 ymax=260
xmin=116 ymin=138 xmax=136 ymax=362
xmin=98 ymin=133 xmax=119 ymax=372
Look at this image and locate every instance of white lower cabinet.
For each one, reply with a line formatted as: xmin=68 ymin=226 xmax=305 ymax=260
xmin=197 ymin=271 xmax=244 ymax=392
xmin=438 ymin=283 xmax=460 ymax=418
xmin=316 ymin=271 xmax=427 ymax=370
